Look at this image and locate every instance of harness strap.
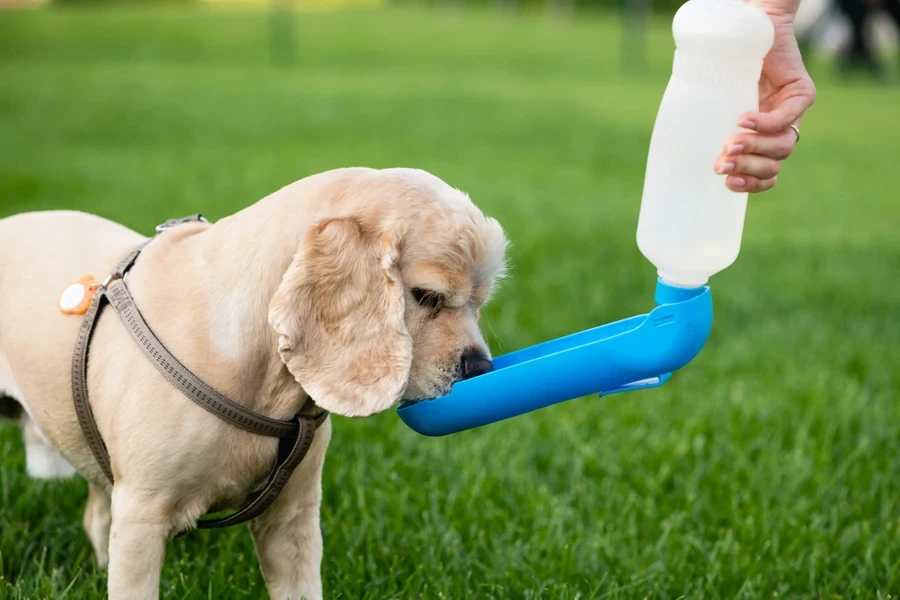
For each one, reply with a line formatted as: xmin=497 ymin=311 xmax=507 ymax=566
xmin=105 ymin=279 xmax=300 ymax=438
xmin=112 ymin=238 xmax=154 ymax=279
xmin=195 ymin=413 xmax=321 ymax=531
xmin=71 ymin=214 xmax=328 ymax=532
xmin=72 ymin=291 xmax=115 ymax=482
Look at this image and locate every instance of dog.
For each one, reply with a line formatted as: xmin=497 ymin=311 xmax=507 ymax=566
xmin=0 ymin=167 xmax=508 ymax=599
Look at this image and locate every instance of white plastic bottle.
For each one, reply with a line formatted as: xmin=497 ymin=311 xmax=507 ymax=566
xmin=636 ymin=0 xmax=774 ymax=288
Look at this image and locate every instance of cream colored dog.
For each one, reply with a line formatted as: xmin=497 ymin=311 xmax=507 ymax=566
xmin=0 ymin=167 xmax=508 ymax=600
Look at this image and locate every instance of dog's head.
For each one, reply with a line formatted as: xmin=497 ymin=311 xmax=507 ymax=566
xmin=268 ymin=169 xmax=508 ymax=417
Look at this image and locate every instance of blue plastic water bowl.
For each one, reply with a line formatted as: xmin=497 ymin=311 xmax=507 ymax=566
xmin=396 ymin=279 xmax=713 ymax=436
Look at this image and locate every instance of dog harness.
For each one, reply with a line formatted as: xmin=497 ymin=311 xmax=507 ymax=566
xmin=71 ymin=215 xmax=328 ymax=531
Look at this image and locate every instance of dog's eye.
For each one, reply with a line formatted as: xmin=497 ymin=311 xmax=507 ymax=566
xmin=411 ymin=288 xmax=443 ymax=313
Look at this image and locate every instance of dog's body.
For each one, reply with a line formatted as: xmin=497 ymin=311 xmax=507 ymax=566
xmin=0 ymin=167 xmax=507 ymax=599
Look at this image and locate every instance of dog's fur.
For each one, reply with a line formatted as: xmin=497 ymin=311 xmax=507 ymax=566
xmin=0 ymin=167 xmax=508 ymax=599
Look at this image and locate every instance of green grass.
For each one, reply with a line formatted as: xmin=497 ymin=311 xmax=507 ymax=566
xmin=1 ymin=4 xmax=900 ymax=599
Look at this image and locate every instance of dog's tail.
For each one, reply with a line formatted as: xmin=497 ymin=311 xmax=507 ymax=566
xmin=0 ymin=348 xmax=76 ymax=479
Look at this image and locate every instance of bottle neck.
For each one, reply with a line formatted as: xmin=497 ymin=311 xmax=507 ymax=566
xmin=655 ymin=278 xmax=708 ymax=305
xmin=658 ymin=268 xmax=709 ymax=290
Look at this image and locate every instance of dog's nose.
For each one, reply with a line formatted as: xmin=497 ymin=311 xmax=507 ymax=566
xmin=460 ymin=348 xmax=493 ymax=380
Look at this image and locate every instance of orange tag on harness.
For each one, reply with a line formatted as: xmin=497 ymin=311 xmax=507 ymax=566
xmin=58 ymin=275 xmax=99 ymax=315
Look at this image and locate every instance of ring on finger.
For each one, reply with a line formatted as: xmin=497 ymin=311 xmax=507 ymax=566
xmin=789 ymin=123 xmax=800 ymax=143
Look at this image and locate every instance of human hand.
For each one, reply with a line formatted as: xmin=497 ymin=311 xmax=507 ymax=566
xmin=714 ymin=2 xmax=816 ymax=193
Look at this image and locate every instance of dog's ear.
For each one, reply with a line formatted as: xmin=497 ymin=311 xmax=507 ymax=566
xmin=268 ymin=217 xmax=411 ymax=417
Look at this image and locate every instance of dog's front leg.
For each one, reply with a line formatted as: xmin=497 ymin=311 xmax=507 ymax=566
xmin=106 ymin=486 xmax=172 ymax=600
xmin=250 ymin=418 xmax=331 ymax=600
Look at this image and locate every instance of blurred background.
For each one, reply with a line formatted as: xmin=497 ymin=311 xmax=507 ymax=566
xmin=1 ymin=0 xmax=899 ymax=598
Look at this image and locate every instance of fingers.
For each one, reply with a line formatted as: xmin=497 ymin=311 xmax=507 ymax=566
xmin=739 ymin=95 xmax=812 ymax=134
xmin=715 ymin=152 xmax=781 ymax=181
xmin=728 ymin=127 xmax=797 ymax=161
xmin=724 ymin=174 xmax=777 ymax=194
xmin=714 ymin=127 xmax=797 ymax=194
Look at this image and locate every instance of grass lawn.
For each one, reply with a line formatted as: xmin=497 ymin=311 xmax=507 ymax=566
xmin=1 ymin=3 xmax=899 ymax=598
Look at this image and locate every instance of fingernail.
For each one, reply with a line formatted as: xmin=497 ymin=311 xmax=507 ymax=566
xmin=716 ymin=161 xmax=735 ymax=174
xmin=728 ymin=176 xmax=746 ymax=188
xmin=727 ymin=144 xmax=744 ymax=155
xmin=739 ymin=119 xmax=757 ymax=129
